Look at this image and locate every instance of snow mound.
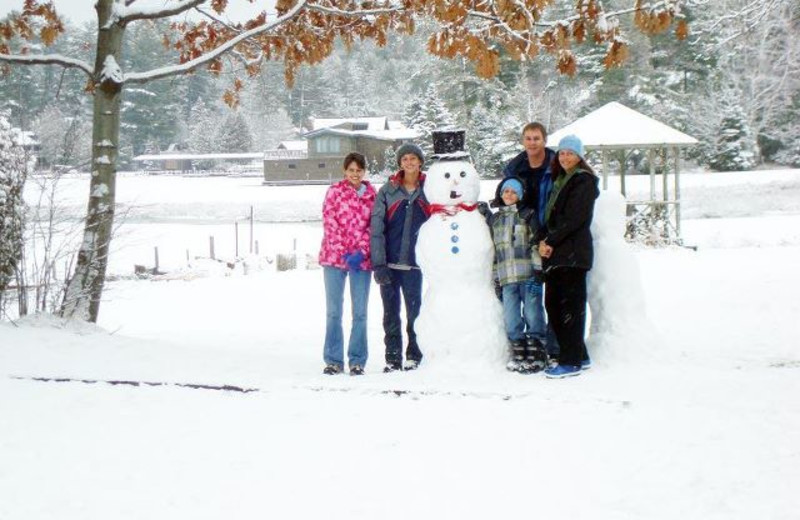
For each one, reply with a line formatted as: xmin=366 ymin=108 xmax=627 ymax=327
xmin=589 ymin=190 xmax=660 ymax=365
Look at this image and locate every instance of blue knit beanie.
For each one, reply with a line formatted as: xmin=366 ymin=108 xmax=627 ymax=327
xmin=500 ymin=178 xmax=524 ymax=200
xmin=557 ymin=134 xmax=585 ymax=159
xmin=395 ymin=143 xmax=425 ymax=167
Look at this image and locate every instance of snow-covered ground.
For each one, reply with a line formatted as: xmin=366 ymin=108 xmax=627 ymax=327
xmin=1 ymin=169 xmax=799 ymax=519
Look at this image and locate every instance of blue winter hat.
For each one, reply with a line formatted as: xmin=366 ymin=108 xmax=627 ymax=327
xmin=500 ymin=178 xmax=524 ymax=200
xmin=395 ymin=142 xmax=425 ymax=167
xmin=557 ymin=134 xmax=585 ymax=159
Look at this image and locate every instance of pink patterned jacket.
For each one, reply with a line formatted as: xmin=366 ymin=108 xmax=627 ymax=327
xmin=319 ymin=179 xmax=377 ymax=270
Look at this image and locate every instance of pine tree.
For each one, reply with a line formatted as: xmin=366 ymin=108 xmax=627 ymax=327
xmin=215 ymin=112 xmax=253 ymax=153
xmin=708 ymin=99 xmax=758 ymax=171
xmin=187 ymin=98 xmax=219 ymax=169
xmin=240 ymin=78 xmax=295 ymax=151
xmin=120 ymin=21 xmax=189 ymax=156
xmin=468 ymin=100 xmax=520 ymax=177
xmin=403 ymin=83 xmax=455 ymax=155
xmin=382 ymin=145 xmax=397 ymax=176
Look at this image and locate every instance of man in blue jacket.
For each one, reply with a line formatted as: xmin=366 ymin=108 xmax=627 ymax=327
xmin=502 ymin=122 xmax=558 ymax=361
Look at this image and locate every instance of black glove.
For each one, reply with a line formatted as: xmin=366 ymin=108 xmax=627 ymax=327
xmin=373 ymin=265 xmax=393 ymax=286
xmin=494 ymin=279 xmax=503 ymax=301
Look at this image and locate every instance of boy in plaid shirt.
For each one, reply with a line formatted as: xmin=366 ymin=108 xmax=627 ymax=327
xmin=488 ymin=177 xmax=547 ymax=373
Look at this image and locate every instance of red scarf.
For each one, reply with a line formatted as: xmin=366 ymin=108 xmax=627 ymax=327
xmin=428 ymin=202 xmax=479 ymax=216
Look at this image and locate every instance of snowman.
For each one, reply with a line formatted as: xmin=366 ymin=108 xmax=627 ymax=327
xmin=415 ymin=130 xmax=507 ymax=369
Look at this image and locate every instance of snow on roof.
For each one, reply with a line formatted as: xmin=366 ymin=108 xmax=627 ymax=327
xmin=311 ymin=117 xmax=388 ymax=131
xmin=304 ymin=125 xmax=419 ymax=142
xmin=133 ymin=152 xmax=264 ymax=161
xmin=549 ymin=102 xmax=698 ymax=149
xmin=277 ymin=140 xmax=308 ymax=151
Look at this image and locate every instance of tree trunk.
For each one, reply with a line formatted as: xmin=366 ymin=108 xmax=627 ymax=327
xmin=61 ymin=0 xmax=123 ymax=322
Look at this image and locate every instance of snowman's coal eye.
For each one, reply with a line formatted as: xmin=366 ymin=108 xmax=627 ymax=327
xmin=444 ymin=172 xmax=451 ymax=179
xmin=460 ymin=171 xmax=467 ymax=178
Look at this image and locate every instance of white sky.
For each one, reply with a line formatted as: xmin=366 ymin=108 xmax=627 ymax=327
xmin=0 ymin=0 xmax=273 ymax=25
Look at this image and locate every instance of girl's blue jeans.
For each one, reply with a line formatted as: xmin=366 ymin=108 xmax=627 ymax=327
xmin=323 ymin=266 xmax=371 ymax=368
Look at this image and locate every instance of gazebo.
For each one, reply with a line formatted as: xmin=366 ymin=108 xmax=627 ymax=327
xmin=549 ymin=102 xmax=698 ymax=243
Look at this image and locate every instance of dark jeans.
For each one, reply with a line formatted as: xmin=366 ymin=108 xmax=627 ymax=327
xmin=379 ymin=268 xmax=423 ymax=365
xmin=544 ymin=268 xmax=589 ymax=367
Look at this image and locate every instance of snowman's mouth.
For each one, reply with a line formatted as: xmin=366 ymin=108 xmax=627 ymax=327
xmin=449 ymin=190 xmax=461 ymax=199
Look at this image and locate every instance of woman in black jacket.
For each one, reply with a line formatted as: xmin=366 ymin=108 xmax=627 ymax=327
xmin=537 ymin=135 xmax=599 ymax=378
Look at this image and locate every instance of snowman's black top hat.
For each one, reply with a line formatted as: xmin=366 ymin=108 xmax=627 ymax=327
xmin=431 ymin=129 xmax=470 ymax=162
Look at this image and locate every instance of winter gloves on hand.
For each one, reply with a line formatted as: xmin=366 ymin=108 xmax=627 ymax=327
xmin=373 ymin=265 xmax=392 ymax=285
xmin=342 ymin=251 xmax=365 ymax=272
xmin=493 ymin=279 xmax=502 ymax=301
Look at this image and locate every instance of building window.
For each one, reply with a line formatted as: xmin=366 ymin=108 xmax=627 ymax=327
xmin=288 ymin=164 xmax=296 ymax=169
xmin=315 ymin=136 xmax=341 ymax=154
xmin=318 ymin=163 xmax=326 ymax=168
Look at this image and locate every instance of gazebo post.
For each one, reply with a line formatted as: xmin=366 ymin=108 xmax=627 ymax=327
xmin=674 ymin=146 xmax=682 ymax=238
xmin=662 ymin=148 xmax=669 ymax=202
xmin=620 ymin=150 xmax=627 ymax=197
xmin=648 ymin=148 xmax=656 ymax=201
xmin=602 ymin=149 xmax=609 ymax=191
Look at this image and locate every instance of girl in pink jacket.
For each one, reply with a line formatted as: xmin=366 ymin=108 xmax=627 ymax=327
xmin=319 ymin=152 xmax=377 ymax=376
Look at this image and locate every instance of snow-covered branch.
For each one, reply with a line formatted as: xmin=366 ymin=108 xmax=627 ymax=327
xmin=112 ymin=0 xmax=208 ymax=26
xmin=305 ymin=2 xmax=406 ymax=16
xmin=703 ymin=0 xmax=784 ymax=34
xmin=124 ymin=0 xmax=308 ymax=84
xmin=0 ymin=52 xmax=93 ymax=77
xmin=468 ymin=0 xmax=680 ymax=30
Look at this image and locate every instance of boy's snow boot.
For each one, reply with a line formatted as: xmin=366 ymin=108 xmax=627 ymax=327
xmin=506 ymin=340 xmax=526 ymax=372
xmin=403 ymin=359 xmax=420 ymax=371
xmin=521 ymin=336 xmax=547 ymax=374
xmin=383 ymin=362 xmax=402 ymax=373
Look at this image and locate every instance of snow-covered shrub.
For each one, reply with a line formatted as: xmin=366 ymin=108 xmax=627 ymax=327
xmin=381 ymin=145 xmax=396 ymax=177
xmin=774 ymin=140 xmax=800 ymax=168
xmin=0 ymin=114 xmax=34 ymax=316
xmin=32 ymin=104 xmax=92 ymax=170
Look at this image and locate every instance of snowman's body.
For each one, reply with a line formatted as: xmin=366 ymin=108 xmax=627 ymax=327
xmin=415 ymin=158 xmax=507 ymax=368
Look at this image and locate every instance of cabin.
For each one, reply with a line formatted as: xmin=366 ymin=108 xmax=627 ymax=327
xmin=263 ymin=117 xmax=418 ymax=185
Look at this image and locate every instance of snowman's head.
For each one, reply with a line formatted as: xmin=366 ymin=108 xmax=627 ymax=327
xmin=423 ymin=160 xmax=481 ymax=206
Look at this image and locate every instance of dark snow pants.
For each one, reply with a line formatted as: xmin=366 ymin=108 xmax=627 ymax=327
xmin=544 ymin=267 xmax=589 ymax=367
xmin=379 ymin=268 xmax=423 ymax=366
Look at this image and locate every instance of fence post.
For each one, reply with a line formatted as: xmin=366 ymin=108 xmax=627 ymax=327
xmin=235 ymin=221 xmax=239 ymax=258
xmin=249 ymin=205 xmax=254 ymax=254
xmin=255 ymin=240 xmax=259 ymax=255
xmin=209 ymin=236 xmax=215 ymax=260
xmin=154 ymin=247 xmax=159 ymax=271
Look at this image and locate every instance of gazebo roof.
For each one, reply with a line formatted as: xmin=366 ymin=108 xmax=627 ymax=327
xmin=549 ymin=102 xmax=698 ymax=150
